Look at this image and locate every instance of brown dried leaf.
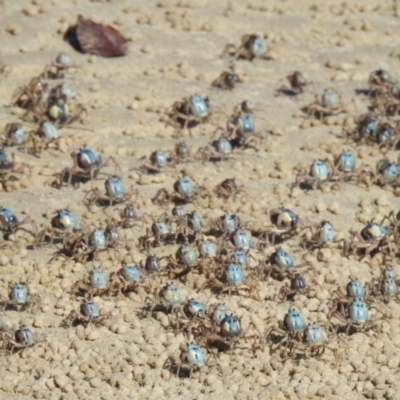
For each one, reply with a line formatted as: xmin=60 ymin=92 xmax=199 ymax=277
xmin=76 ymin=15 xmax=128 ymax=58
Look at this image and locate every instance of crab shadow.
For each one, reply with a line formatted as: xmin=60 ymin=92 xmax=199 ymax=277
xmin=164 ymin=364 xmax=195 ymax=378
xmin=60 ymin=171 xmax=91 ymax=186
xmin=275 ymin=89 xmax=299 ymax=97
xmin=63 ymin=25 xmax=82 ymax=54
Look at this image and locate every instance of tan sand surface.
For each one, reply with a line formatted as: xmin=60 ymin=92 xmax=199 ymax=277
xmin=1 ymin=0 xmax=400 ymax=399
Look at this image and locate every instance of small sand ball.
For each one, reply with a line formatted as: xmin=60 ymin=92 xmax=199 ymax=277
xmin=54 ymin=374 xmax=69 ymax=389
xmin=304 ymin=298 xmax=319 ymax=312
xmin=10 ymin=256 xmax=20 ymax=266
xmin=33 ymin=316 xmax=47 ymax=328
xmin=46 ymin=378 xmax=56 ymax=390
xmin=296 ymin=384 xmax=310 ymax=397
xmin=205 ymin=374 xmax=218 ymax=386
xmin=117 ymin=324 xmax=129 ymax=334
xmin=328 ymin=202 xmax=340 ymax=214
xmin=317 ymin=248 xmax=332 ymax=261
xmin=256 ymin=375 xmax=270 ymax=387
xmin=156 ymin=313 xmax=170 ymax=328
xmin=324 ymin=269 xmax=339 ymax=284
xmin=90 ymin=377 xmax=102 ymax=388
xmin=376 ymin=196 xmax=389 ymax=206
xmin=139 ymin=351 xmax=149 ymax=364
xmin=387 ymin=357 xmax=400 ymax=369
xmin=161 ymin=369 xmax=170 ymax=380
xmin=315 ymin=202 xmax=327 ymax=213
xmin=291 ymin=187 xmax=302 ymax=198
xmin=86 ymin=329 xmax=101 ymax=341
xmin=332 ymin=384 xmax=351 ymax=396
xmin=270 ymin=356 xmax=282 ymax=371
xmin=335 ymin=232 xmax=345 ymax=241
xmin=317 ymin=386 xmax=332 ymax=396
xmin=359 ymin=199 xmax=370 ymax=209
xmin=0 ymin=256 xmax=9 ymax=266
xmin=372 ymin=374 xmax=386 ymax=387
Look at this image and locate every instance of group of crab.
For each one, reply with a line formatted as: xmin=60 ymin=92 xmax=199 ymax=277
xmin=0 ymin=33 xmax=399 ymax=382
xmin=341 ymin=70 xmax=400 ymax=189
xmin=0 ymin=53 xmax=89 ymax=192
xmin=9 ymin=54 xmax=86 ymax=150
xmin=136 ymin=197 xmax=400 ymax=374
xmin=288 ymin=68 xmax=400 ymax=193
xmin=0 ymin=281 xmax=44 ymax=353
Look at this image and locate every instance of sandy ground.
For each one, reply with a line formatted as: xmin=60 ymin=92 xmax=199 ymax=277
xmin=1 ymin=0 xmax=400 ymax=399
